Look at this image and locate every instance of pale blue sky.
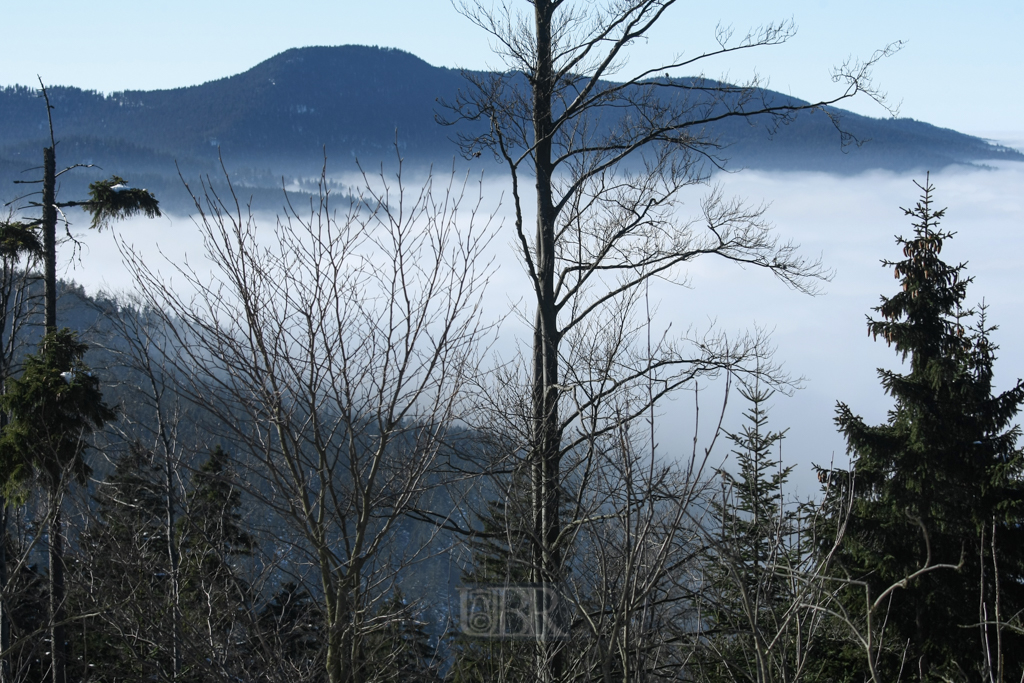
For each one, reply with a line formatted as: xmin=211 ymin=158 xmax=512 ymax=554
xmin=2 ymin=1 xmax=1020 ymax=139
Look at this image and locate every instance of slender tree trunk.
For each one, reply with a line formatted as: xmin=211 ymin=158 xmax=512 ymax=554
xmin=0 ymin=494 xmax=9 ymax=683
xmin=42 ymin=147 xmax=56 ymax=332
xmin=49 ymin=495 xmax=65 ymax=683
xmin=324 ymin=578 xmax=361 ymax=683
xmin=165 ymin=454 xmax=181 ymax=679
xmin=530 ymin=3 xmax=564 ymax=680
xmin=324 ymin=582 xmax=342 ymax=683
xmin=325 ymin=624 xmax=342 ymax=683
xmin=915 ymin=602 xmax=929 ymax=682
xmin=0 ymin=245 xmax=18 ymax=683
xmin=991 ymin=519 xmax=1003 ymax=683
xmin=43 ymin=146 xmax=64 ymax=683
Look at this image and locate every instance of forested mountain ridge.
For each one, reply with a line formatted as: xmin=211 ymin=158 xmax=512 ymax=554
xmin=0 ymin=46 xmax=466 ymax=167
xmin=1 ymin=45 xmax=1020 ymax=212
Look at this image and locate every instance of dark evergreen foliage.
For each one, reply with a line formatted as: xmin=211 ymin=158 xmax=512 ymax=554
xmin=93 ymin=444 xmax=166 ymax=557
xmin=831 ymin=178 xmax=1024 ymax=681
xmin=715 ymin=381 xmax=794 ymax=587
xmin=4 ymin=555 xmax=48 ymax=683
xmin=0 ymin=222 xmax=42 ymax=260
xmin=177 ymin=445 xmax=255 ymax=677
xmin=180 ymin=445 xmax=254 ymax=572
xmin=0 ymin=330 xmax=116 ymax=683
xmin=257 ymin=582 xmax=323 ymax=675
xmin=84 ymin=176 xmax=161 ymax=232
xmin=364 ymin=589 xmax=440 ymax=683
xmin=0 ymin=329 xmax=114 ymax=498
xmin=702 ymin=381 xmax=802 ymax=683
xmin=448 ymin=495 xmax=534 ymax=683
xmin=70 ymin=443 xmax=173 ymax=681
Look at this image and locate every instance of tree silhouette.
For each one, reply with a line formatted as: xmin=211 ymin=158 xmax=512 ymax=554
xmin=834 ymin=178 xmax=1024 ymax=681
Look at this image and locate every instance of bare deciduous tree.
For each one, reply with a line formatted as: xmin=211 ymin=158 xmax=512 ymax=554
xmin=442 ymin=1 xmax=897 ymax=679
xmin=121 ymin=156 xmax=495 ymax=683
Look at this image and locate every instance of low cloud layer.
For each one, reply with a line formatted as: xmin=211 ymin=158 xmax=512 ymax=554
xmin=74 ymin=157 xmax=1024 ymax=495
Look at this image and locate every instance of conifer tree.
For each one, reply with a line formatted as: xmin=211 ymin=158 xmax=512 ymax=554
xmin=95 ymin=445 xmax=166 ymax=555
xmin=364 ymin=589 xmax=440 ymax=683
xmin=833 ymin=178 xmax=1024 ymax=681
xmin=257 ymin=582 xmax=322 ymax=676
xmin=181 ymin=446 xmax=254 ymax=562
xmin=0 ymin=219 xmax=42 ymax=683
xmin=0 ymin=330 xmax=114 ymax=683
xmin=704 ymin=380 xmax=802 ymax=683
xmin=448 ymin=494 xmax=534 ymax=683
xmin=178 ymin=445 xmax=255 ymax=675
xmin=0 ymin=82 xmax=158 ymax=683
xmin=73 ymin=444 xmax=170 ymax=681
xmin=461 ymin=498 xmax=532 ymax=588
xmin=715 ymin=381 xmax=794 ymax=592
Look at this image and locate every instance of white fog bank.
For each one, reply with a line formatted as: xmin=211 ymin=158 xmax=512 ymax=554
xmin=72 ymin=154 xmax=1024 ymax=496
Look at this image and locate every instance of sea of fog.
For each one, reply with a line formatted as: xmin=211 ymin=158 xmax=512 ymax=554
xmin=69 ymin=149 xmax=1024 ymax=497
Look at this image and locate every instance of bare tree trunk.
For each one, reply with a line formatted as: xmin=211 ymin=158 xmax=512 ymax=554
xmin=43 ymin=145 xmax=61 ymax=683
xmin=444 ymin=1 xmax=898 ymax=676
xmin=0 ymin=203 xmax=38 ymax=683
xmin=165 ymin=455 xmax=181 ymax=679
xmin=42 ymin=134 xmax=63 ymax=683
xmin=0 ymin=495 xmax=8 ymax=683
xmin=530 ymin=4 xmax=564 ymax=679
xmin=42 ymin=147 xmax=56 ymax=333
xmin=48 ymin=496 xmax=65 ymax=683
xmin=991 ymin=518 xmax=1003 ymax=683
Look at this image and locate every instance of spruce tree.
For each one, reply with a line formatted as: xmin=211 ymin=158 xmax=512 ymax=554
xmin=73 ymin=444 xmax=170 ymax=681
xmin=178 ymin=445 xmax=255 ymax=676
xmin=0 ymin=330 xmax=114 ymax=683
xmin=448 ymin=495 xmax=534 ymax=683
xmin=257 ymin=582 xmax=322 ymax=675
xmin=181 ymin=446 xmax=254 ymax=561
xmin=715 ymin=381 xmax=794 ymax=596
xmin=833 ymin=178 xmax=1024 ymax=681
xmin=1 ymin=81 xmax=158 ymax=683
xmin=704 ymin=380 xmax=801 ymax=683
xmin=0 ymin=219 xmax=42 ymax=683
xmin=364 ymin=589 xmax=440 ymax=683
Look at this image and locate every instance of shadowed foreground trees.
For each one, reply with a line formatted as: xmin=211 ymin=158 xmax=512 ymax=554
xmin=442 ymin=0 xmax=899 ymax=679
xmin=0 ymin=331 xmax=114 ymax=683
xmin=120 ymin=156 xmax=494 ymax=683
xmin=0 ymin=80 xmax=159 ymax=683
xmin=0 ymin=215 xmax=41 ymax=683
xmin=67 ymin=443 xmax=259 ymax=681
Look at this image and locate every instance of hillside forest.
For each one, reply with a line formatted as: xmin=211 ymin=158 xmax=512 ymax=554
xmin=2 ymin=2 xmax=1024 ymax=683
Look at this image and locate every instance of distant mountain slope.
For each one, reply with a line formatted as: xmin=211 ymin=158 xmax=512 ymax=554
xmin=1 ymin=45 xmax=1020 ymax=211
xmin=0 ymin=47 xmax=469 ymax=171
